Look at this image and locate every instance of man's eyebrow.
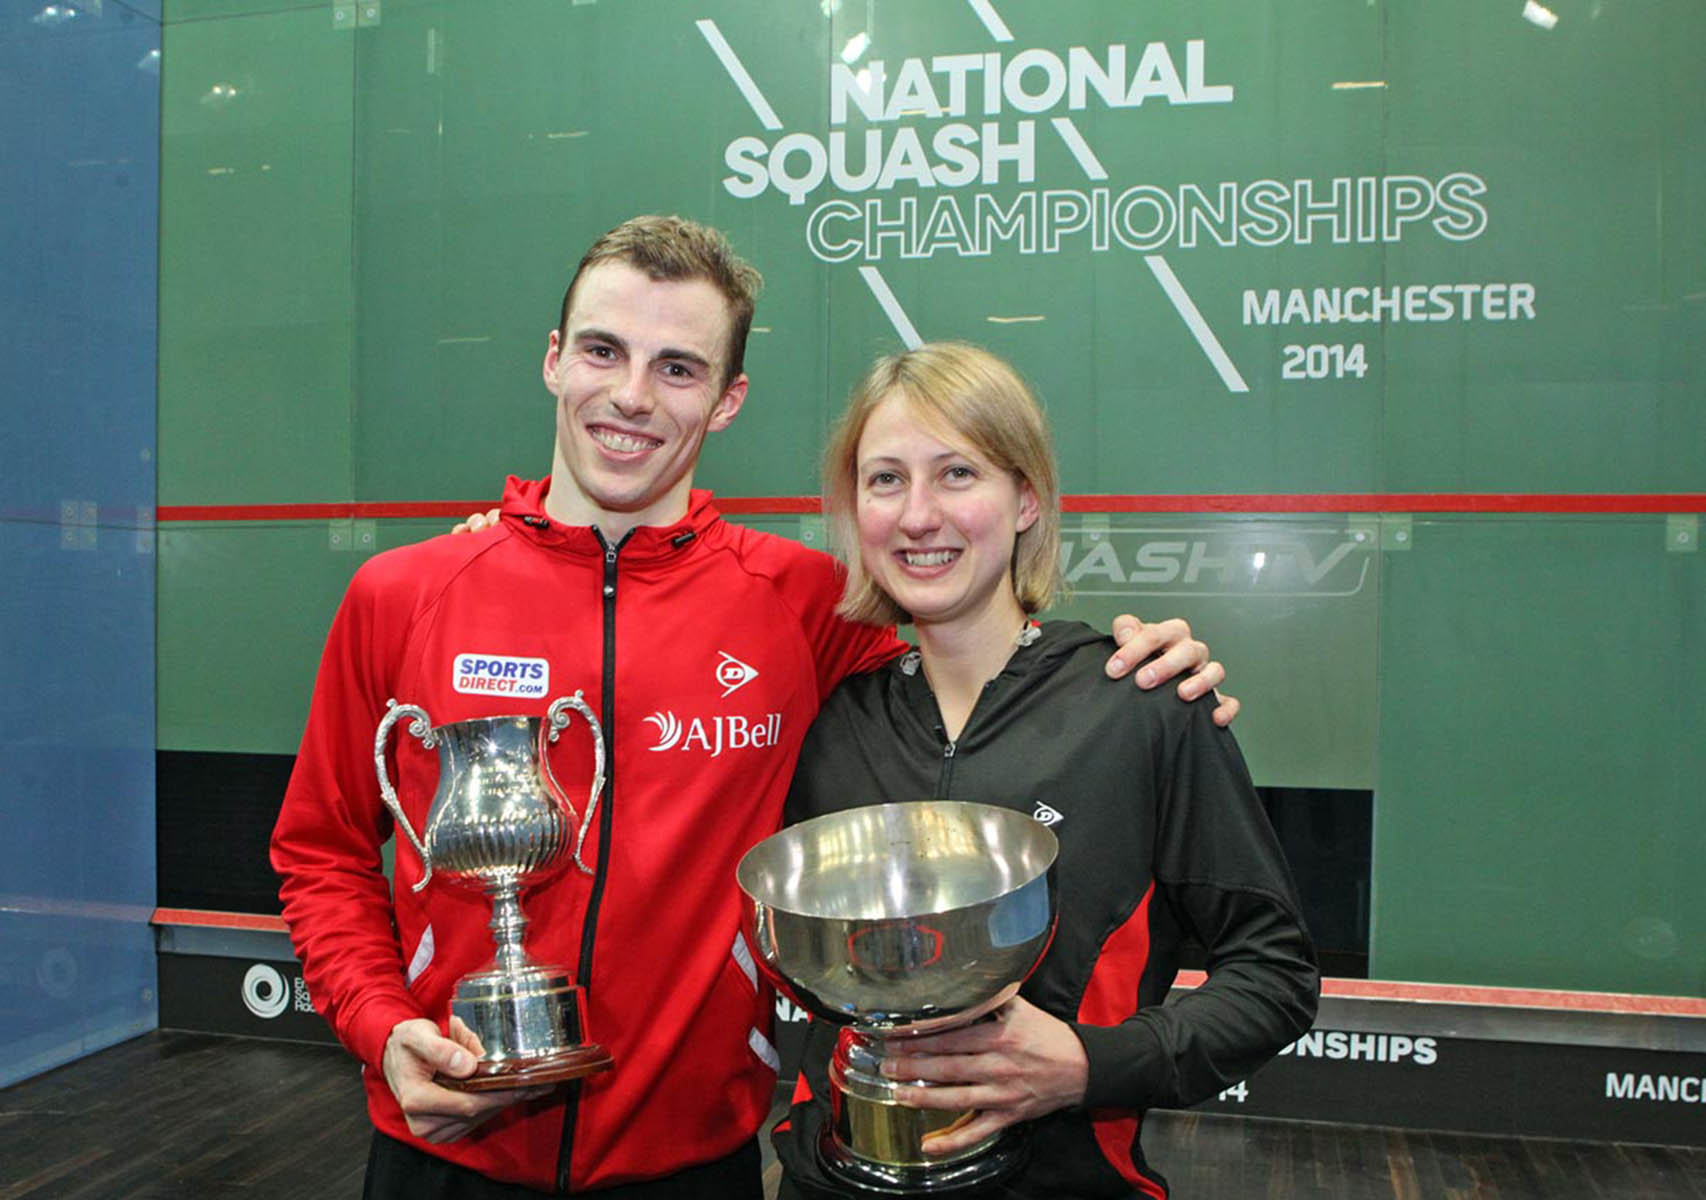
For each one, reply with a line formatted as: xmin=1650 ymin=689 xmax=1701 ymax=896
xmin=571 ymin=328 xmax=714 ymax=372
xmin=571 ymin=326 xmax=628 ymax=352
xmin=654 ymin=346 xmax=714 ymax=371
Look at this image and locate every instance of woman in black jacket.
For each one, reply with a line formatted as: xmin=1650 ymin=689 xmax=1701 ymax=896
xmin=774 ymin=342 xmax=1320 ymax=1199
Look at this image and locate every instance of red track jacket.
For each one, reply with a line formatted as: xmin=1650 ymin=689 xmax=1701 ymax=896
xmin=272 ymin=477 xmax=900 ymax=1191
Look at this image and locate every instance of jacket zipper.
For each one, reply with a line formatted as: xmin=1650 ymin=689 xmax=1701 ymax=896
xmin=558 ymin=529 xmax=626 ymax=1191
xmin=935 ymin=738 xmax=957 ymax=799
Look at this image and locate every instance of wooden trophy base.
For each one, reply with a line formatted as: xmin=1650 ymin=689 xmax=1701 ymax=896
xmin=437 ymin=1043 xmax=614 ymax=1093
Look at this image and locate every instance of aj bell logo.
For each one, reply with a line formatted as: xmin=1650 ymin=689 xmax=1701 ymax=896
xmin=716 ymin=651 xmax=759 ymax=697
xmin=645 ymin=710 xmax=783 ymax=757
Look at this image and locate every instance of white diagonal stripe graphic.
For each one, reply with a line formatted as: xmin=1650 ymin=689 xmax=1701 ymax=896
xmin=695 ymin=19 xmax=782 ymax=130
xmin=1050 ymin=117 xmax=1108 ymax=181
xmin=748 ymin=1027 xmax=780 ymax=1072
xmin=858 ymin=267 xmax=924 ymax=349
xmin=966 ymin=0 xmax=1014 ymax=41
xmin=1143 ymin=256 xmax=1250 ymax=394
xmin=730 ymin=932 xmax=758 ymax=990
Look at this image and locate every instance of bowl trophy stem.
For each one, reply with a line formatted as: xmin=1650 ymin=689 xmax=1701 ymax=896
xmin=823 ymin=1026 xmax=1027 ymax=1193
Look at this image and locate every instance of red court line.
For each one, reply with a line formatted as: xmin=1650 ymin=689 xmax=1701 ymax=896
xmin=155 ymin=494 xmax=1706 ymax=522
xmin=157 ymin=501 xmax=484 ymax=522
xmin=151 ymin=907 xmax=290 ymax=934
xmin=1171 ymin=969 xmax=1706 ymax=1017
xmin=1062 ymin=493 xmax=1706 ymax=514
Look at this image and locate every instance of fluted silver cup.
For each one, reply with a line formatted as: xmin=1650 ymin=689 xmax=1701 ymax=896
xmin=738 ymin=802 xmax=1058 ymax=1194
xmin=376 ymin=694 xmax=614 ymax=1090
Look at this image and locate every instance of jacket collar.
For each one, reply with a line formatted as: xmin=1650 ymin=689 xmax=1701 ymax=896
xmin=498 ymin=475 xmax=722 ymax=562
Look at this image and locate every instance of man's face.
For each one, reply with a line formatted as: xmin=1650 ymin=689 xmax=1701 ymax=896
xmin=543 ymin=261 xmax=747 ymax=537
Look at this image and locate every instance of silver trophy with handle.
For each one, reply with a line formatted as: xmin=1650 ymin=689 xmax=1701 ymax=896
xmin=738 ymin=801 xmax=1059 ymax=1194
xmin=375 ymin=693 xmax=613 ymax=1091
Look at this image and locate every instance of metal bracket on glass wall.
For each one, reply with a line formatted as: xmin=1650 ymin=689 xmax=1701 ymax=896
xmin=1667 ymin=514 xmax=1698 ymax=554
xmin=333 ymin=1 xmax=379 ymax=29
xmin=59 ymin=500 xmax=97 ymax=551
xmin=796 ymin=513 xmax=825 ymax=550
xmin=328 ymin=519 xmax=377 ymax=552
xmin=1379 ymin=514 xmax=1413 ymax=551
xmin=1077 ymin=513 xmax=1111 ymax=542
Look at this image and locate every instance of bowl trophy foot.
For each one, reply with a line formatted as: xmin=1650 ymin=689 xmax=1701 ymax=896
xmin=818 ymin=1121 xmax=1027 ymax=1195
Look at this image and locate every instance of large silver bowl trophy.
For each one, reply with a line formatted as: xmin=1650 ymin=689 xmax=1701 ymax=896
xmin=738 ymin=802 xmax=1059 ymax=1194
xmin=375 ymin=694 xmax=614 ymax=1091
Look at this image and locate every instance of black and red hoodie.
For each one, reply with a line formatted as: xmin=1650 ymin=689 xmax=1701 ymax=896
xmin=774 ymin=621 xmax=1320 ymax=1199
xmin=271 ymin=477 xmax=900 ymax=1192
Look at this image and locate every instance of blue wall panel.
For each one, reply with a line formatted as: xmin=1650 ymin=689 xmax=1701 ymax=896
xmin=0 ymin=0 xmax=161 ymax=1087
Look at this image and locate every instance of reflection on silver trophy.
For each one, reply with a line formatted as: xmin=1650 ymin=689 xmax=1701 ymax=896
xmin=739 ymin=801 xmax=1059 ymax=1194
xmin=375 ymin=693 xmax=613 ymax=1091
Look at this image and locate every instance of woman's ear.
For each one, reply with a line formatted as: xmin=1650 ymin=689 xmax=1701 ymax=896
xmin=1015 ymin=478 xmax=1041 ymax=533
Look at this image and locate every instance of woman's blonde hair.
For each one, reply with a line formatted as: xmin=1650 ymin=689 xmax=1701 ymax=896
xmin=824 ymin=342 xmax=1062 ymax=626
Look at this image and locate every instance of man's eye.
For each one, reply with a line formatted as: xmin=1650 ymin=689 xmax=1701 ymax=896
xmin=585 ymin=345 xmax=615 ymax=360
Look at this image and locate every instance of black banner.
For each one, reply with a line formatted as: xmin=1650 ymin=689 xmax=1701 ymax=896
xmin=158 ymin=952 xmax=337 ymax=1045
xmin=1193 ymin=1026 xmax=1706 ymax=1147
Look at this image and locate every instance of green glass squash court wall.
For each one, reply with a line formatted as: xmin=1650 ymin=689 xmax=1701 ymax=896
xmin=156 ymin=0 xmax=1704 ymax=997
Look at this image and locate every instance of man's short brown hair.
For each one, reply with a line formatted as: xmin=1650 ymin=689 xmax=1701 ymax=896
xmin=558 ymin=215 xmax=763 ymax=387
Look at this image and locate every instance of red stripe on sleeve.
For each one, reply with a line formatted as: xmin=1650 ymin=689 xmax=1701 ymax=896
xmin=1077 ymin=884 xmax=1167 ymax=1197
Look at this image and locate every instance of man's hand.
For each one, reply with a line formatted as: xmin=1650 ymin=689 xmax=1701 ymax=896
xmin=381 ymin=1017 xmax=553 ymax=1143
xmin=879 ymin=997 xmax=1088 ymax=1157
xmin=451 ymin=508 xmax=502 ymax=535
xmin=1103 ymin=613 xmax=1239 ymax=726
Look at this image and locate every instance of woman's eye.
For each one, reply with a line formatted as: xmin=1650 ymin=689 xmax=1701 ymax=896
xmin=945 ymin=464 xmax=977 ymax=482
xmin=868 ymin=471 xmax=900 ymax=488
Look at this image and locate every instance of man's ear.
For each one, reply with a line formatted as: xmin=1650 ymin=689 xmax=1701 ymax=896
xmin=542 ymin=329 xmax=563 ymax=385
xmin=707 ymin=373 xmax=748 ymax=432
xmin=1016 ymin=478 xmax=1041 ymax=533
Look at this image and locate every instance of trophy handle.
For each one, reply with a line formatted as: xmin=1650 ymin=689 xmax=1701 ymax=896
xmin=375 ymin=699 xmax=438 ymax=892
xmin=542 ymin=692 xmax=605 ymax=876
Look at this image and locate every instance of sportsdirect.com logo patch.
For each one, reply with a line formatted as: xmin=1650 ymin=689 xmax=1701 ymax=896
xmin=453 ymin=653 xmax=549 ymax=698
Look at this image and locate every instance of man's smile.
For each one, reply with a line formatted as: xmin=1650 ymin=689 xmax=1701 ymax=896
xmin=588 ymin=424 xmax=664 ymax=454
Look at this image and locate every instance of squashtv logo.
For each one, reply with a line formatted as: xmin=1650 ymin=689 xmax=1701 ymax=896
xmin=453 ymin=653 xmax=549 ymax=698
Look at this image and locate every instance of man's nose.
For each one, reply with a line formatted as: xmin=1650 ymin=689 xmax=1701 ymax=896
xmin=609 ymin=363 xmax=655 ymax=416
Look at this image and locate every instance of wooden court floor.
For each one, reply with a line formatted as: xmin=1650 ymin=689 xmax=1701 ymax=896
xmin=3 ymin=1032 xmax=1704 ymax=1199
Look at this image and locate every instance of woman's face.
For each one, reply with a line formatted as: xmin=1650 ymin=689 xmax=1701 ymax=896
xmin=854 ymin=393 xmax=1038 ymax=631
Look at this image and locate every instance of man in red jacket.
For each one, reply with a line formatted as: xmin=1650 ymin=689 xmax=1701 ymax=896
xmin=271 ymin=215 xmax=1234 ymax=1199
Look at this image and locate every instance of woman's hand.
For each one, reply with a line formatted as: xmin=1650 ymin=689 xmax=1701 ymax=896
xmin=878 ymin=997 xmax=1089 ymax=1157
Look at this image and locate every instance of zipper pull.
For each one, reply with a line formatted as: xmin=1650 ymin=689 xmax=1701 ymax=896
xmin=942 ymin=741 xmax=956 ymax=759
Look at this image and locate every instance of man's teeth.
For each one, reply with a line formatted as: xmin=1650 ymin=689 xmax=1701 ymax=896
xmin=902 ymin=550 xmax=957 ymax=566
xmin=593 ymin=429 xmax=659 ymax=453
